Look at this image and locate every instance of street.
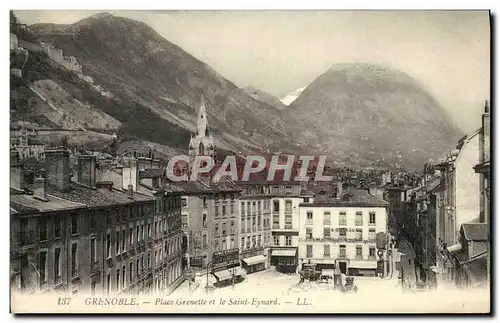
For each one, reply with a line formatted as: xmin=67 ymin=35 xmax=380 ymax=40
xmin=397 ymin=239 xmax=420 ymax=288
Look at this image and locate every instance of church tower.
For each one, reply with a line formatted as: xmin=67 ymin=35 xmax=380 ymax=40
xmin=188 ymin=94 xmax=217 ymax=176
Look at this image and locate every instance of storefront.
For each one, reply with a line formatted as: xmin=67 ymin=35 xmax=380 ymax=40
xmin=271 ymin=248 xmax=297 ymax=273
xmin=241 ymin=255 xmax=267 ymax=274
xmin=348 ymin=261 xmax=377 ymax=277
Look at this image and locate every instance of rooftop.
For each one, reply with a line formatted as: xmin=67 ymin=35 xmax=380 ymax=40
xmin=461 ymin=223 xmax=488 ymax=241
xmin=305 ymin=187 xmax=389 ymax=207
xmin=10 ymin=193 xmax=86 ymax=214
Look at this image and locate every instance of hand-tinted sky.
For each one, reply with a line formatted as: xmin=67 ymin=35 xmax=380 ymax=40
xmin=15 ymin=10 xmax=490 ymax=133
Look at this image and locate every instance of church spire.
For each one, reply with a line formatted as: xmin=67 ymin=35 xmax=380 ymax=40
xmin=197 ymin=92 xmax=209 ymax=138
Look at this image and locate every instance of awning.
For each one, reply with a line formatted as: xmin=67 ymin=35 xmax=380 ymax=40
xmin=447 ymin=243 xmax=462 ymax=254
xmin=272 ymin=249 xmax=297 ymax=257
xmin=242 ymin=255 xmax=266 ymax=266
xmin=349 ymin=261 xmax=377 ymax=269
xmin=228 ymin=267 xmax=245 ymax=277
xmin=321 ymin=269 xmax=334 ymax=277
xmin=213 ymin=269 xmax=232 ymax=281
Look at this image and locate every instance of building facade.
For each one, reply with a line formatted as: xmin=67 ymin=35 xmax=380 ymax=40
xmin=298 ymin=187 xmax=388 ymax=277
xmin=10 ymin=148 xmax=184 ymax=296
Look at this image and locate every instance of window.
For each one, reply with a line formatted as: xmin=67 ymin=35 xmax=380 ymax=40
xmin=230 ymin=203 xmax=234 ymax=214
xmin=202 ymin=196 xmax=207 ymax=208
xmin=202 ymin=234 xmax=207 ymax=248
xmin=355 ymin=211 xmax=363 ymax=226
xmin=181 ymin=198 xmax=187 ymax=207
xmin=356 ymin=245 xmax=363 ymax=259
xmin=306 ymin=211 xmax=313 ymax=224
xmin=368 ymin=228 xmax=376 ymax=240
xmin=148 ymin=223 xmax=151 ymax=238
xmin=215 ymin=224 xmax=219 ymax=236
xmin=323 ymin=212 xmax=331 ymax=225
xmin=122 ymin=266 xmax=126 ymax=288
xmin=369 ymin=212 xmax=376 ymax=225
xmin=90 ymin=236 xmax=96 ymax=264
xmin=71 ymin=243 xmax=78 ymax=277
xmin=339 ymin=211 xmax=347 ymax=226
xmin=129 ymin=262 xmax=133 ymax=281
xmin=54 ymin=217 xmax=62 ymax=238
xmin=202 ymin=214 xmax=207 ymax=228
xmin=324 ymin=244 xmax=330 ymax=257
xmin=222 ymin=205 xmax=226 ymax=215
xmin=116 ymin=269 xmax=120 ymax=291
xmin=215 ymin=205 xmax=219 ymax=217
xmin=121 ymin=229 xmax=126 ymax=252
xmin=115 ymin=231 xmax=120 ymax=255
xmin=107 ymin=274 xmax=111 ymax=295
xmin=306 ymin=245 xmax=313 ymax=258
xmin=38 ymin=251 xmax=47 ymax=289
xmin=106 ymin=233 xmax=111 ymax=258
xmin=306 ymin=228 xmax=313 ymax=239
xmin=273 ymin=236 xmax=279 ymax=246
xmin=285 ymin=236 xmax=292 ymax=246
xmin=71 ymin=214 xmax=78 ymax=234
xmin=273 ymin=186 xmax=279 ymax=194
xmin=54 ymin=247 xmax=62 ymax=283
xmin=339 ymin=228 xmax=346 ymax=239
xmin=241 ymin=202 xmax=245 ymax=215
xmin=339 ymin=245 xmax=346 ymax=258
xmin=285 ymin=186 xmax=292 ymax=195
xmin=273 ymin=201 xmax=280 ymax=212
xmin=323 ymin=227 xmax=331 ymax=238
xmin=38 ymin=217 xmax=48 ymax=241
xmin=257 ymin=201 xmax=261 ymax=213
xmin=369 ymin=246 xmax=376 ymax=258
xmin=303 ymin=197 xmax=310 ymax=203
xmin=241 ymin=237 xmax=245 ymax=249
xmin=285 ymin=201 xmax=292 ymax=213
xmin=90 ymin=213 xmax=97 ymax=230
xmin=355 ymin=229 xmax=363 ymax=241
xmin=129 ymin=228 xmax=133 ymax=245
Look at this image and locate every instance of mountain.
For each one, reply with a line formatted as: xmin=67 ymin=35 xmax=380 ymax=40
xmin=281 ymin=86 xmax=306 ymax=106
xmin=286 ymin=63 xmax=464 ymax=169
xmin=26 ymin=13 xmax=299 ymax=155
xmin=243 ymin=86 xmax=287 ymax=110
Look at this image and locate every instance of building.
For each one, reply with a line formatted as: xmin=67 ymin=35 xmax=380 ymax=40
xmin=298 ymin=186 xmax=388 ymax=277
xmin=270 ymin=181 xmax=309 ymax=273
xmin=10 ymin=148 xmax=184 ymax=296
xmin=236 ymin=176 xmax=272 ymax=274
xmin=10 ymin=125 xmax=45 ymax=162
xmin=188 ymin=94 xmax=216 ymax=166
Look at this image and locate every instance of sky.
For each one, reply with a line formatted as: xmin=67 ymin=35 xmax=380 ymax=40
xmin=14 ymin=10 xmax=490 ymax=133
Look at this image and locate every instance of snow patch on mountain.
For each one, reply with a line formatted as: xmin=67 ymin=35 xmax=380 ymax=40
xmin=281 ymin=86 xmax=306 ymax=106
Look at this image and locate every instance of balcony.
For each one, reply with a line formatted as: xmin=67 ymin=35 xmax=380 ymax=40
xmin=355 ymin=255 xmax=363 ymax=260
xmin=306 ymin=219 xmax=314 ymax=225
xmin=368 ymin=255 xmax=376 ymax=260
xmin=323 ymin=254 xmax=331 ymax=259
xmin=355 ymin=221 xmax=363 ymax=226
xmin=338 ymin=253 xmax=347 ymax=259
xmin=323 ymin=220 xmax=331 ymax=226
xmin=339 ymin=221 xmax=347 ymax=226
xmin=299 ymin=237 xmax=367 ymax=243
xmin=368 ymin=222 xmax=376 ymax=226
xmin=284 ymin=224 xmax=292 ymax=230
xmin=91 ymin=262 xmax=100 ymax=275
xmin=272 ymin=224 xmax=280 ymax=229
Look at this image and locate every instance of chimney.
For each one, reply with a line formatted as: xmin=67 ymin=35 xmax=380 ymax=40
xmin=45 ymin=147 xmax=70 ymax=191
xmin=33 ymin=177 xmax=48 ymax=201
xmin=77 ymin=154 xmax=97 ymax=188
xmin=10 ymin=162 xmax=24 ymax=191
xmin=127 ymin=183 xmax=134 ymax=199
xmin=336 ymin=181 xmax=343 ymax=198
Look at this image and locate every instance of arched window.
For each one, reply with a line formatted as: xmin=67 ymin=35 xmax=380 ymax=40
xmin=198 ymin=143 xmax=204 ymax=155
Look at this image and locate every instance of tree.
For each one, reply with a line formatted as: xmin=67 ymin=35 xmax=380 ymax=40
xmin=10 ymin=11 xmax=19 ymax=34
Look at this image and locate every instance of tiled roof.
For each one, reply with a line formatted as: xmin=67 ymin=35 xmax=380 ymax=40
xmin=45 ymin=182 xmax=154 ymax=207
xmin=461 ymin=223 xmax=488 ymax=241
xmin=308 ymin=187 xmax=389 ymax=207
xmin=209 ymin=176 xmax=240 ymax=192
xmin=172 ymin=180 xmax=213 ymax=194
xmin=11 ymin=193 xmax=86 ymax=214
